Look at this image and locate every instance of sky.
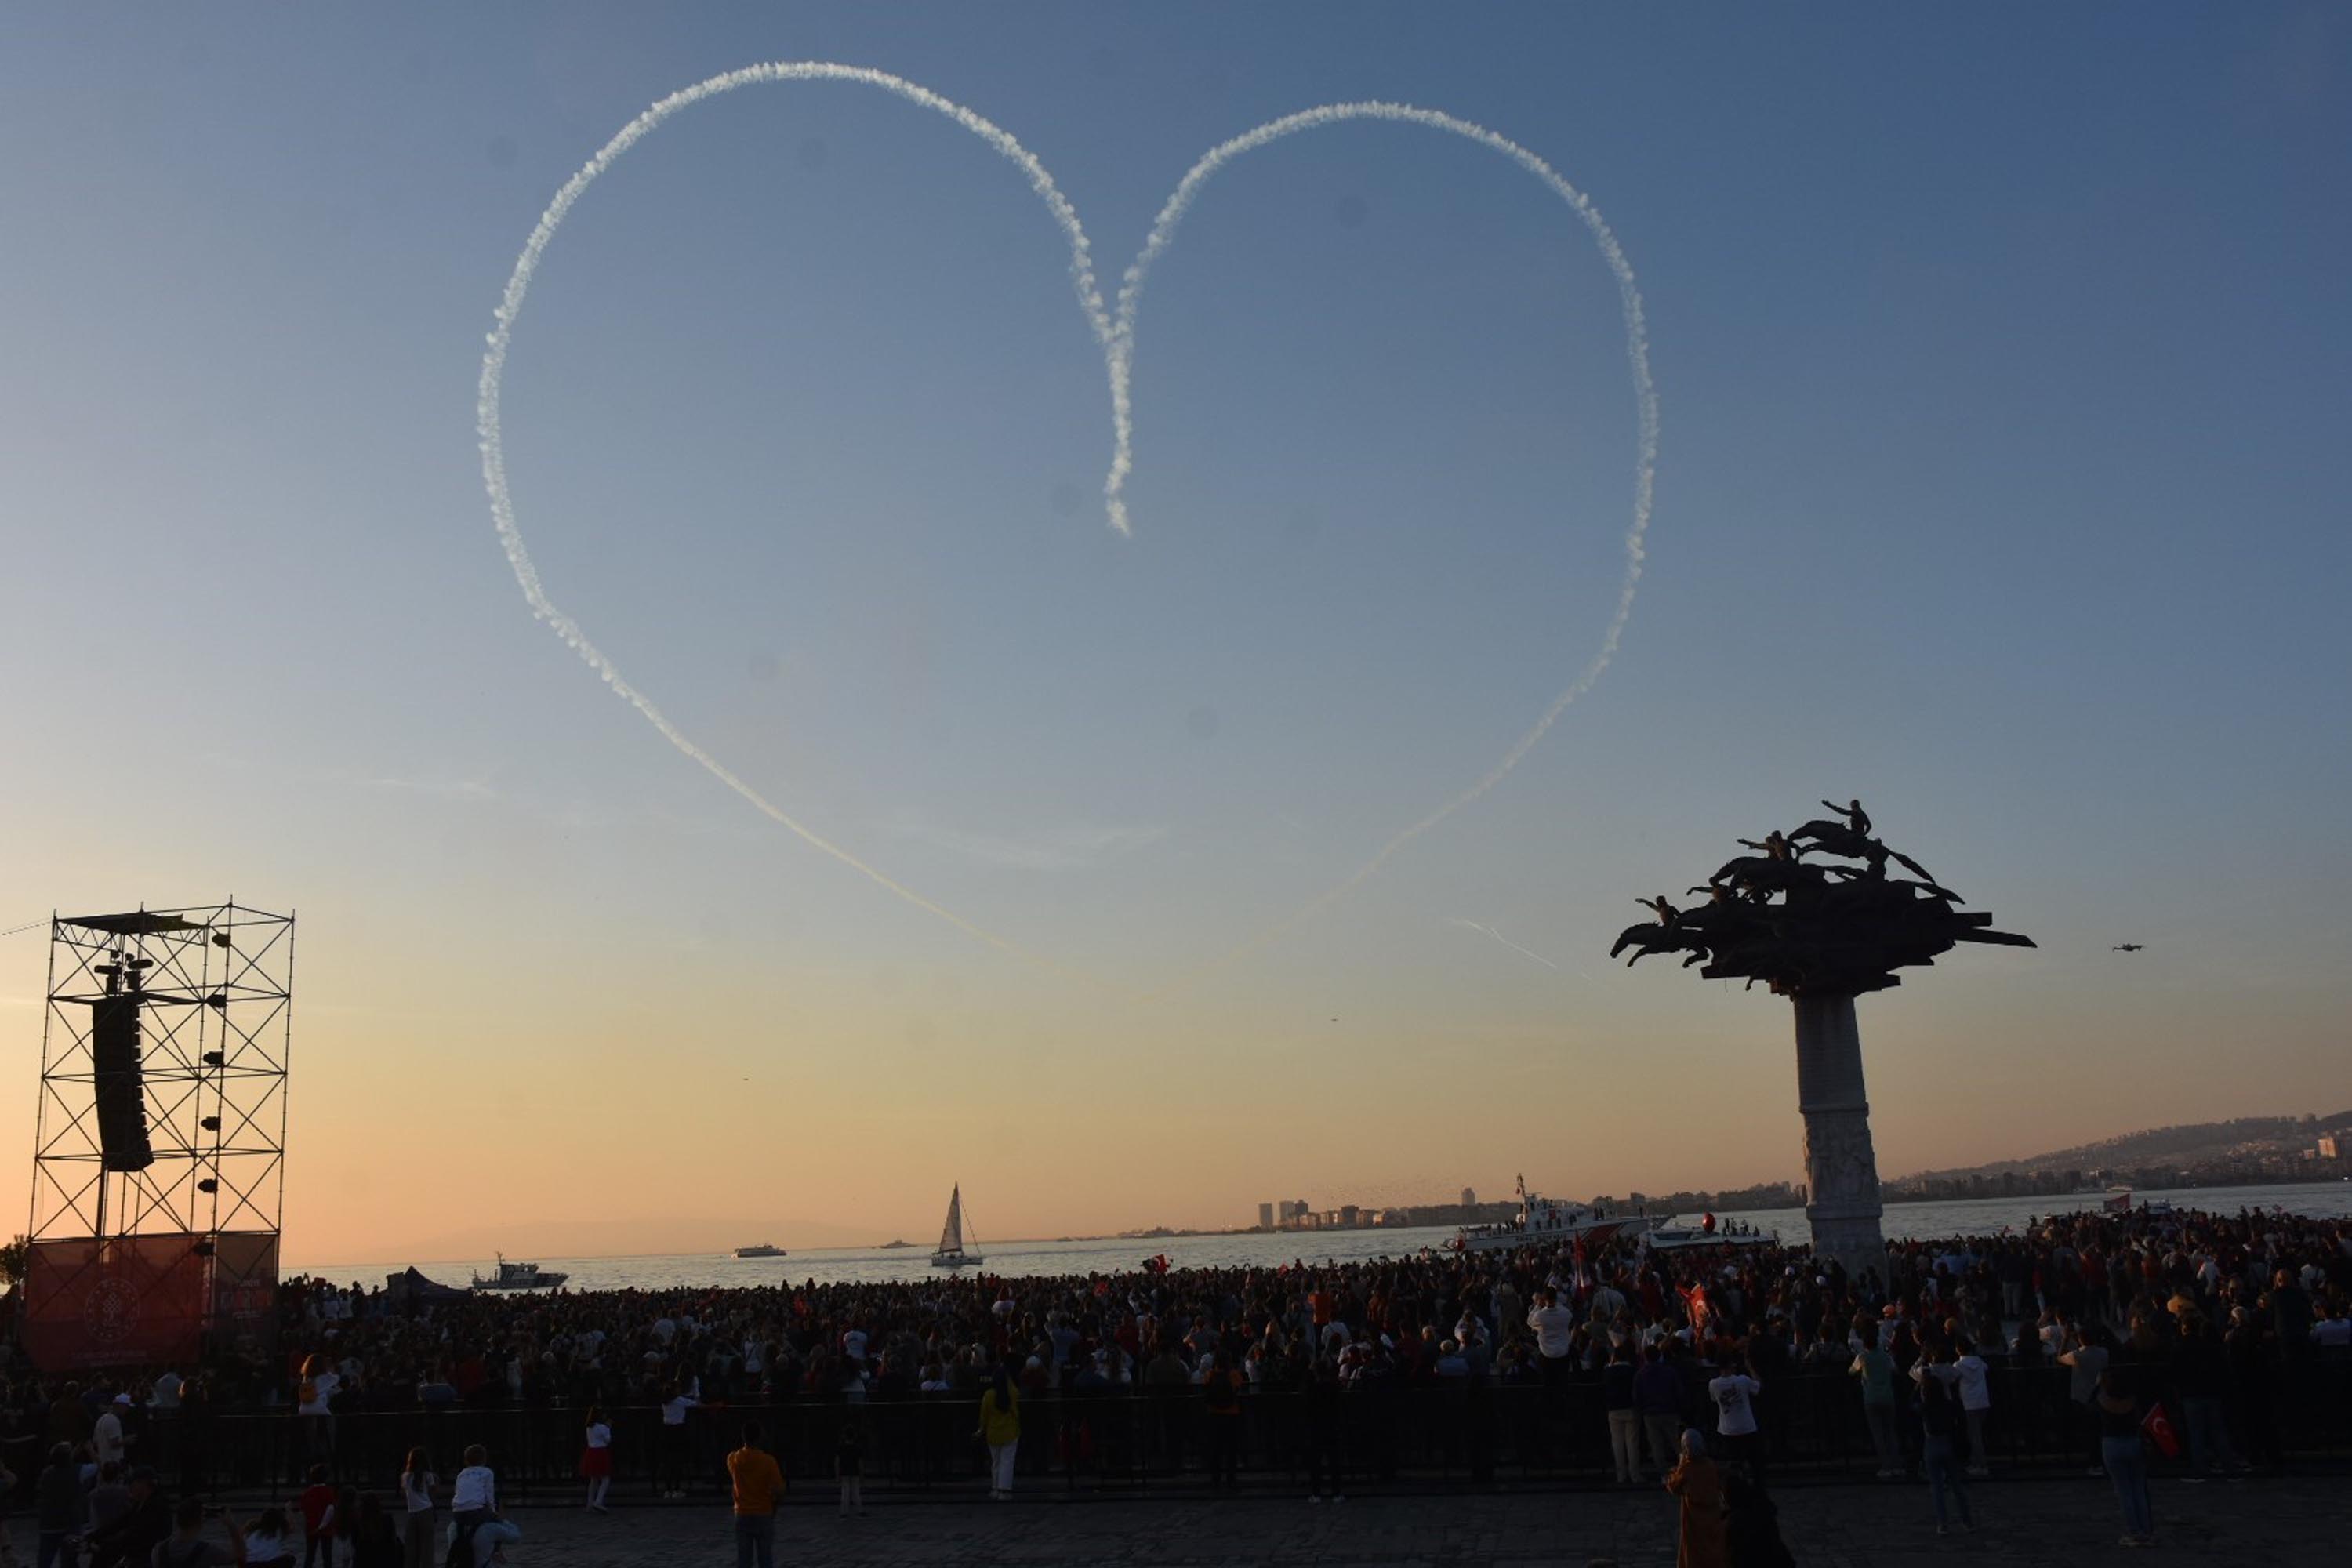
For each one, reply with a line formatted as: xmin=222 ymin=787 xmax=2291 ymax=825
xmin=1 ymin=3 xmax=2346 ymax=1266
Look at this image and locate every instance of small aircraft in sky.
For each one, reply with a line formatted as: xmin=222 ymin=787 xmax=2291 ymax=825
xmin=2112 ymin=942 xmax=2145 ymax=953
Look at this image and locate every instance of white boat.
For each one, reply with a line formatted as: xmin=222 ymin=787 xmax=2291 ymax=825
xmin=1644 ymin=1214 xmax=1780 ymax=1251
xmin=1452 ymin=1178 xmax=1648 ymax=1254
xmin=931 ymin=1183 xmax=985 ymax=1269
xmin=470 ymin=1254 xmax=568 ymax=1291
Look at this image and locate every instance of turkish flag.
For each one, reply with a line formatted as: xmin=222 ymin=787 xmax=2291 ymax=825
xmin=2140 ymin=1399 xmax=2182 ymax=1460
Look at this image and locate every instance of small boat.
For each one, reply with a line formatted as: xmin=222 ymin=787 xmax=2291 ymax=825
xmin=470 ymin=1254 xmax=568 ymax=1291
xmin=1645 ymin=1214 xmax=1780 ymax=1251
xmin=931 ymin=1183 xmax=985 ymax=1269
xmin=733 ymin=1243 xmax=786 ymax=1259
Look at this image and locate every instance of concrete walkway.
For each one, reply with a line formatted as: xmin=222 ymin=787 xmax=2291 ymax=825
xmin=29 ymin=1473 xmax=2333 ymax=1566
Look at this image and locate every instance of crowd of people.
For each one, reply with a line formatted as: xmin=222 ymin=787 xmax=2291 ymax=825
xmin=1 ymin=1201 xmax=2343 ymax=1561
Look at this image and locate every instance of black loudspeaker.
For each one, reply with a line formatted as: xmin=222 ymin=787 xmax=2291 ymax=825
xmin=90 ymin=995 xmax=155 ymax=1172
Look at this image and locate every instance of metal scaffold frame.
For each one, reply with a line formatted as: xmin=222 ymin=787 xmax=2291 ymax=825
xmin=29 ymin=902 xmax=296 ymax=1245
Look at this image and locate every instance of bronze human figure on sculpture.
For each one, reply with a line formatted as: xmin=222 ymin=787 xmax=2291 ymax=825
xmin=1621 ymin=800 xmax=2032 ymax=996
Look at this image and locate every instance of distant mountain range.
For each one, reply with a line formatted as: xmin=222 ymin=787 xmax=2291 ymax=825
xmin=1898 ymin=1110 xmax=2352 ymax=1184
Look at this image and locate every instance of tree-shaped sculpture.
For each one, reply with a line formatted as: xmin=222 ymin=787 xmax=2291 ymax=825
xmin=1613 ymin=800 xmax=2033 ymax=1276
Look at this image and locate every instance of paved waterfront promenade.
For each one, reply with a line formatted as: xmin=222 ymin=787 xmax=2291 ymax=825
xmin=20 ymin=1476 xmax=2335 ymax=1567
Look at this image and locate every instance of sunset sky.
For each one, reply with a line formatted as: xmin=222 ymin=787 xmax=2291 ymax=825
xmin=2 ymin=4 xmax=2346 ymax=1268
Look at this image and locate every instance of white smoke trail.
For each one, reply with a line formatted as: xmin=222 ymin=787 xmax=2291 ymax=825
xmin=479 ymin=71 xmax=1658 ymax=981
xmin=477 ymin=64 xmax=1122 ymax=968
xmin=1115 ymin=103 xmax=1657 ymax=989
xmin=1446 ymin=917 xmax=1559 ymax=971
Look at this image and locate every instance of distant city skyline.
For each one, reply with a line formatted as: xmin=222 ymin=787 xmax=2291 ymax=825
xmin=2 ymin=4 xmax=2347 ymax=1263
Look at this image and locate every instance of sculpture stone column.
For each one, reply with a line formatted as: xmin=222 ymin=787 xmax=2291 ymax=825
xmin=1791 ymin=993 xmax=1886 ymax=1279
xmin=1611 ymin=799 xmax=2031 ymax=1284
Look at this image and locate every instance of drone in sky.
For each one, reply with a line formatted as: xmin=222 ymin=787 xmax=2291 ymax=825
xmin=2112 ymin=942 xmax=2145 ymax=953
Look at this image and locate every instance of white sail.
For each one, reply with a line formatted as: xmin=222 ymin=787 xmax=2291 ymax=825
xmin=931 ymin=1183 xmax=983 ymax=1268
xmin=938 ymin=1185 xmax=964 ymax=1256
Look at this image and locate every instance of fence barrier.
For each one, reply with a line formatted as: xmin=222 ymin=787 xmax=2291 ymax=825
xmin=111 ymin=1359 xmax=2352 ymax=1501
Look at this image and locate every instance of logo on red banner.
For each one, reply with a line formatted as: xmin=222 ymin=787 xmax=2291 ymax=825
xmin=22 ymin=1236 xmax=209 ymax=1371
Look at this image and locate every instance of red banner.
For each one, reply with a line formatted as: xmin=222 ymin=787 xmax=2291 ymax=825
xmin=209 ymin=1231 xmax=281 ymax=1363
xmin=21 ymin=1235 xmax=209 ymax=1371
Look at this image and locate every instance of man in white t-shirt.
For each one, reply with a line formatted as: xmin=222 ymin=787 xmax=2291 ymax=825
xmin=93 ymin=1396 xmax=127 ymax=1467
xmin=1526 ymin=1291 xmax=1577 ymax=1387
xmin=1952 ymin=1343 xmax=1994 ymax=1475
xmin=1708 ymin=1359 xmax=1763 ymax=1475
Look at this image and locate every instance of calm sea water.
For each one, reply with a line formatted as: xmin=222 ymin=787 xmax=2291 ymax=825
xmin=298 ymin=1181 xmax=2351 ymax=1294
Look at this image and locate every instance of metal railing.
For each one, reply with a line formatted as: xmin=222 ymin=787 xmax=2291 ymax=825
xmin=140 ymin=1358 xmax=2352 ymax=1501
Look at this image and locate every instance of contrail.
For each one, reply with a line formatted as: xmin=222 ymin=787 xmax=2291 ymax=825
xmin=477 ymin=64 xmax=1119 ymax=968
xmin=1116 ymin=103 xmax=1656 ymax=991
xmin=479 ymin=71 xmax=1657 ymax=979
xmin=1446 ymin=917 xmax=1559 ymax=971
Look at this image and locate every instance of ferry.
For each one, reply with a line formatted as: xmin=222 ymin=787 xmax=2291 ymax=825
xmin=733 ymin=1243 xmax=786 ymax=1259
xmin=1451 ymin=1180 xmax=1648 ymax=1255
xmin=470 ymin=1254 xmax=568 ymax=1291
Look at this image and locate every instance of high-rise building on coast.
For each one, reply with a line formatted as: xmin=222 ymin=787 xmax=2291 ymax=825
xmin=1257 ymin=1202 xmax=1275 ymax=1229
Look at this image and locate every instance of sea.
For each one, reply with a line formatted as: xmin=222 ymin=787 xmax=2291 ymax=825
xmin=295 ymin=1180 xmax=2351 ymax=1294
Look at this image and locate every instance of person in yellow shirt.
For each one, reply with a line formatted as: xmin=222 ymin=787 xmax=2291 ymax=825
xmin=975 ymin=1365 xmax=1021 ymax=1499
xmin=727 ymin=1421 xmax=786 ymax=1568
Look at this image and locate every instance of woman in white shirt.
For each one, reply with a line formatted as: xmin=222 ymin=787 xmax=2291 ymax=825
xmin=242 ymin=1505 xmax=293 ymax=1564
xmin=657 ymin=1384 xmax=699 ymax=1499
xmin=399 ymin=1447 xmax=437 ymax=1568
xmin=297 ymin=1353 xmax=341 ymax=1469
xmin=579 ymin=1406 xmax=614 ymax=1512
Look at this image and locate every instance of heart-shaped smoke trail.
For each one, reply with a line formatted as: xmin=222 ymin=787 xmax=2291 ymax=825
xmin=477 ymin=64 xmax=1657 ymax=985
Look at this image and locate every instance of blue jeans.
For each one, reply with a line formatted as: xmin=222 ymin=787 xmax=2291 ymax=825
xmin=2181 ymin=1396 xmax=2232 ymax=1472
xmin=734 ymin=1513 xmax=776 ymax=1568
xmin=1923 ymin=1435 xmax=1973 ymax=1529
xmin=37 ymin=1533 xmax=72 ymax=1568
xmin=2103 ymin=1434 xmax=2154 ymax=1537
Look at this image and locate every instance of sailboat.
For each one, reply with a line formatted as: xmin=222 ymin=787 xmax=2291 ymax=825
xmin=931 ymin=1182 xmax=985 ymax=1269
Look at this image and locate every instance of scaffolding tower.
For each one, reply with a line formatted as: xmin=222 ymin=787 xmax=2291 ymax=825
xmin=30 ymin=902 xmax=295 ymax=1244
